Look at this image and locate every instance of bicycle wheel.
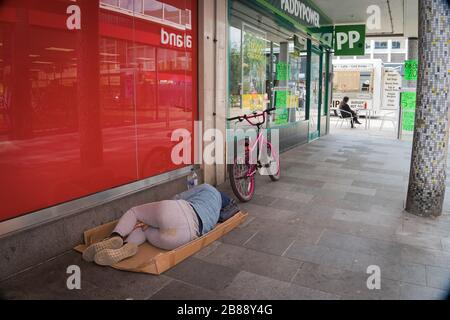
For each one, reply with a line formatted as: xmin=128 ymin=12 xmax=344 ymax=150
xmin=228 ymin=151 xmax=255 ymax=202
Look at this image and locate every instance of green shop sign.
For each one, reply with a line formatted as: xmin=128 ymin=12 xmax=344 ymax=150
xmin=404 ymin=60 xmax=418 ymax=81
xmin=262 ymin=0 xmax=332 ymax=28
xmin=334 ymin=24 xmax=366 ymax=56
xmin=251 ymin=1 xmax=367 ymax=54
xmin=401 ymin=91 xmax=417 ymax=132
xmin=310 ymin=25 xmax=334 ymax=48
xmin=254 ymin=0 xmax=334 ymax=46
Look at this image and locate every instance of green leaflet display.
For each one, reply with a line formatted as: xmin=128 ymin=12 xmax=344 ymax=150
xmin=276 ymin=62 xmax=290 ymax=81
xmin=274 ymin=90 xmax=289 ymax=125
xmin=404 ymin=60 xmax=418 ymax=81
xmin=401 ymin=91 xmax=416 ymax=131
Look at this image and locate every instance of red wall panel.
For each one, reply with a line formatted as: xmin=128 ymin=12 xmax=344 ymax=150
xmin=0 ymin=0 xmax=197 ymax=222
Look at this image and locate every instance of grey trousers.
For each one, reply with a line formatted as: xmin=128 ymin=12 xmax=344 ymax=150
xmin=112 ymin=200 xmax=200 ymax=250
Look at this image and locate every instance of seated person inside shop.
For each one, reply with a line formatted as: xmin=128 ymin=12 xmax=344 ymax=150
xmin=82 ymin=184 xmax=239 ymax=266
xmin=339 ymin=96 xmax=362 ymax=128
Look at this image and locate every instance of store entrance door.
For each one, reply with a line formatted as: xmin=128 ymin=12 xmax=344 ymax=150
xmin=308 ymin=47 xmax=322 ymax=141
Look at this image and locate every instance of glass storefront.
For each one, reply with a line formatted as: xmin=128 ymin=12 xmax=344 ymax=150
xmin=0 ymin=0 xmax=197 ymax=221
xmin=309 ymin=48 xmax=322 ymax=140
xmin=229 ymin=21 xmax=309 ymax=126
xmin=228 ymin=0 xmax=332 ymax=146
xmin=241 ymin=24 xmax=269 ymax=112
xmin=288 ymin=50 xmax=308 ymax=122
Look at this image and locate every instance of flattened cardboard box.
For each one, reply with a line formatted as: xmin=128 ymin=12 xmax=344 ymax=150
xmin=74 ymin=211 xmax=248 ymax=275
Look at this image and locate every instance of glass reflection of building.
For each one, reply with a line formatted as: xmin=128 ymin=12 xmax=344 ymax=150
xmin=0 ymin=0 xmax=197 ymax=221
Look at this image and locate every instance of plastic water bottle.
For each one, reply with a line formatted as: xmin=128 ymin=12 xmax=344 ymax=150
xmin=187 ymin=169 xmax=198 ymax=189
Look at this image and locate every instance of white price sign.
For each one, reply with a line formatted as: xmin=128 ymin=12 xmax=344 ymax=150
xmin=382 ymin=70 xmax=402 ymax=110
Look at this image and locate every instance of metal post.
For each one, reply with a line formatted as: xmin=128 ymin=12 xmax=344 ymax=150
xmin=397 ymin=95 xmax=402 ymax=140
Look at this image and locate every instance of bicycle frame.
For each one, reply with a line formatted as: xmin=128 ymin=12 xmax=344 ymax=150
xmin=229 ymin=109 xmax=279 ymax=179
xmin=245 ymin=129 xmax=277 ymax=177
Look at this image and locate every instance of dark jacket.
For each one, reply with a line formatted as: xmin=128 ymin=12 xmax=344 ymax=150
xmin=339 ymin=102 xmax=356 ymax=118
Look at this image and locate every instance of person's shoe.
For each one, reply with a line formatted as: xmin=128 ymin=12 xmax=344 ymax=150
xmin=82 ymin=236 xmax=123 ymax=262
xmin=355 ymin=120 xmax=362 ymax=125
xmin=94 ymin=243 xmax=138 ymax=266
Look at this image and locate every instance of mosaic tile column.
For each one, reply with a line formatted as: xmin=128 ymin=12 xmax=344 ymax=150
xmin=406 ymin=0 xmax=450 ymax=217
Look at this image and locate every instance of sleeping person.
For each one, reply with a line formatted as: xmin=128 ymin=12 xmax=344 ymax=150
xmin=82 ymin=184 xmax=238 ymax=266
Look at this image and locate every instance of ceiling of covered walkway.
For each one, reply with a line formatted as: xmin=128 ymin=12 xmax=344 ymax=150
xmin=315 ymin=0 xmax=418 ymax=37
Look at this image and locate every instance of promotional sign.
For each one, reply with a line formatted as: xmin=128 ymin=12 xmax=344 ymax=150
xmin=401 ymin=91 xmax=417 ymax=131
xmin=333 ymin=63 xmax=374 ymax=72
xmin=274 ymin=90 xmax=289 ymax=124
xmin=276 ymin=62 xmax=290 ymax=81
xmin=382 ymin=70 xmax=402 ymax=110
xmin=404 ymin=60 xmax=418 ymax=81
xmin=334 ymin=24 xmax=366 ymax=56
xmin=275 ymin=90 xmax=288 ymax=107
xmin=242 ymin=94 xmax=266 ymax=111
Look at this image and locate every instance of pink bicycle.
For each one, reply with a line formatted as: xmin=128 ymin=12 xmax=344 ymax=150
xmin=227 ymin=107 xmax=280 ymax=202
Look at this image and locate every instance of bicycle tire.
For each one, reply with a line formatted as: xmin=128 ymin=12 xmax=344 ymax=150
xmin=267 ymin=143 xmax=280 ymax=181
xmin=228 ymin=153 xmax=255 ymax=202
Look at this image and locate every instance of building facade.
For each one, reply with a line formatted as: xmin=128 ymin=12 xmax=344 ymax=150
xmin=0 ymin=0 xmax=334 ymax=279
xmin=334 ymin=37 xmax=410 ymax=72
xmin=228 ymin=0 xmax=333 ymax=150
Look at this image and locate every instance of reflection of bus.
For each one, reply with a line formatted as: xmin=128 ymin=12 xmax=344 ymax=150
xmin=331 ymin=59 xmax=383 ymax=115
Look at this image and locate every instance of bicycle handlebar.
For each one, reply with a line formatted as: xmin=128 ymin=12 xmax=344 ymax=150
xmin=227 ymin=107 xmax=276 ymax=122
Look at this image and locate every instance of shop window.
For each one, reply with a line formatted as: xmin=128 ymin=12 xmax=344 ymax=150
xmin=321 ymin=53 xmax=328 ymax=116
xmin=271 ymin=39 xmax=308 ymax=125
xmin=0 ymin=0 xmax=197 ymax=222
xmin=241 ymin=24 xmax=269 ymax=113
xmin=392 ymin=41 xmax=401 ymax=49
xmin=228 ymin=23 xmax=311 ymax=125
xmin=102 ymin=0 xmax=188 ymax=30
xmin=309 ymin=50 xmax=321 ymax=134
xmin=359 ymin=72 xmax=373 ymax=92
xmin=288 ymin=52 xmax=307 ymax=121
xmin=374 ymin=41 xmax=388 ymax=49
xmin=333 ymin=71 xmax=373 ymax=94
xmin=229 ymin=25 xmax=242 ymax=110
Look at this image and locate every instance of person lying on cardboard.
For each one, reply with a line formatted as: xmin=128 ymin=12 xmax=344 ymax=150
xmin=82 ymin=184 xmax=239 ymax=266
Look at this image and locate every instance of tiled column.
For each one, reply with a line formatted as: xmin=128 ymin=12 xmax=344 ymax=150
xmin=406 ymin=0 xmax=450 ymax=217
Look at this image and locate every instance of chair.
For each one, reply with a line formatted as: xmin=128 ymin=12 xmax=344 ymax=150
xmin=379 ymin=111 xmax=397 ymax=130
xmin=335 ymin=109 xmax=355 ymax=128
